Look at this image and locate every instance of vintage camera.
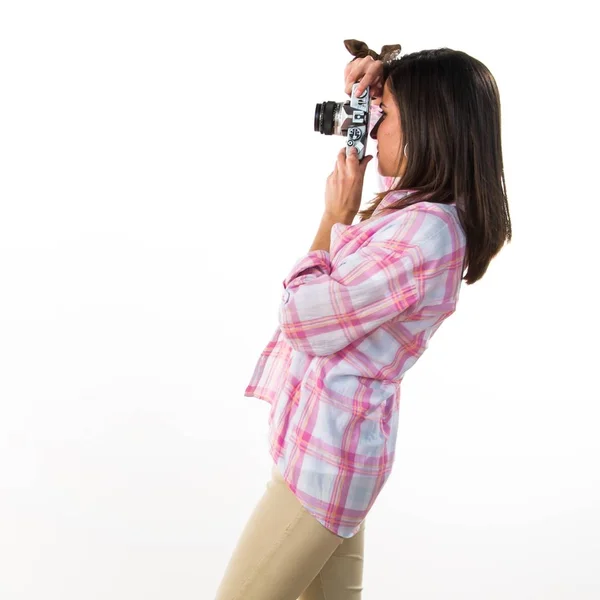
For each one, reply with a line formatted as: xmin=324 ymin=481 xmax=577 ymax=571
xmin=314 ymin=82 xmax=371 ymax=160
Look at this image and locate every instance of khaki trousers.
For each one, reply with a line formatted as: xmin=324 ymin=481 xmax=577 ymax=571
xmin=214 ymin=464 xmax=366 ymax=600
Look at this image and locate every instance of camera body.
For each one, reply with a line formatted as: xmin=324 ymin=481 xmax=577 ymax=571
xmin=314 ymin=82 xmax=371 ymax=160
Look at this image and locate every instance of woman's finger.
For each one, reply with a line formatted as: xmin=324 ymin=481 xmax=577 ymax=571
xmin=354 ymin=61 xmax=385 ymax=97
xmin=341 ymin=146 xmax=364 ymax=175
xmin=336 ymin=146 xmax=347 ymax=172
xmin=345 ymin=56 xmax=383 ymax=96
xmin=344 ymin=56 xmax=374 ymax=95
xmin=330 ymin=146 xmax=345 ymax=175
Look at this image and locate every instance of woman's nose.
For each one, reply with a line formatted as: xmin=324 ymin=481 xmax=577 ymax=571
xmin=370 ymin=120 xmax=380 ymax=140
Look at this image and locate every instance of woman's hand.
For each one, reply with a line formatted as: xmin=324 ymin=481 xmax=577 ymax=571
xmin=344 ymin=56 xmax=384 ymax=98
xmin=321 ymin=55 xmax=380 ymax=223
xmin=324 ymin=146 xmax=373 ymax=221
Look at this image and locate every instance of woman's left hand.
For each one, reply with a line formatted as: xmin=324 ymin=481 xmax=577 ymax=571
xmin=324 ymin=146 xmax=373 ymax=221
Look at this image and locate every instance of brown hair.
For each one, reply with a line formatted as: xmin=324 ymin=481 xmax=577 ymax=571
xmin=358 ymin=48 xmax=512 ymax=285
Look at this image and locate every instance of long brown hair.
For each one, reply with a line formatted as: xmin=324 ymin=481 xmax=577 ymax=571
xmin=358 ymin=48 xmax=512 ymax=285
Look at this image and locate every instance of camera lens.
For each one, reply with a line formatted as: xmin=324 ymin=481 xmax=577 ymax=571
xmin=314 ymin=101 xmax=338 ymax=135
xmin=314 ymin=104 xmax=321 ymax=132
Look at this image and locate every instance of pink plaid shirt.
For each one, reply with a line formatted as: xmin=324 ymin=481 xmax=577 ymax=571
xmin=244 ymin=103 xmax=467 ymax=538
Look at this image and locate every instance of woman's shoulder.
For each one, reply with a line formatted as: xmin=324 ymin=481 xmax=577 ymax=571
xmin=374 ymin=200 xmax=458 ymax=242
xmin=352 ymin=203 xmax=462 ymax=264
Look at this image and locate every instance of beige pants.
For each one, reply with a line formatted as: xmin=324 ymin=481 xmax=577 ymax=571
xmin=214 ymin=464 xmax=366 ymax=600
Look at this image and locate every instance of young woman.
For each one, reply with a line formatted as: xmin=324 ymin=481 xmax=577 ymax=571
xmin=215 ymin=41 xmax=512 ymax=600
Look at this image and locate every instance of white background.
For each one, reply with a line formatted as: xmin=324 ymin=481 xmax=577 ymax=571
xmin=1 ymin=1 xmax=599 ymax=598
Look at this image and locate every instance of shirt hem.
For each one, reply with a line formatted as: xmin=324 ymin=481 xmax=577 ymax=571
xmin=265 ymin=443 xmax=363 ymax=540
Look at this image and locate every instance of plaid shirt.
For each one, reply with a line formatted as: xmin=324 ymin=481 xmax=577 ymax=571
xmin=244 ymin=103 xmax=467 ymax=538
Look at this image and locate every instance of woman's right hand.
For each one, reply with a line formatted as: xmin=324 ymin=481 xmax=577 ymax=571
xmin=344 ymin=56 xmax=384 ymax=99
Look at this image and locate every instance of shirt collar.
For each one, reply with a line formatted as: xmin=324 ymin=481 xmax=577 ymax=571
xmin=372 ymin=188 xmax=416 ymax=218
xmin=372 ymin=189 xmax=456 ymax=218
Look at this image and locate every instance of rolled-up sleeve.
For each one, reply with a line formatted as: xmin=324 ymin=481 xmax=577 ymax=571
xmin=278 ymin=240 xmax=422 ymax=356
